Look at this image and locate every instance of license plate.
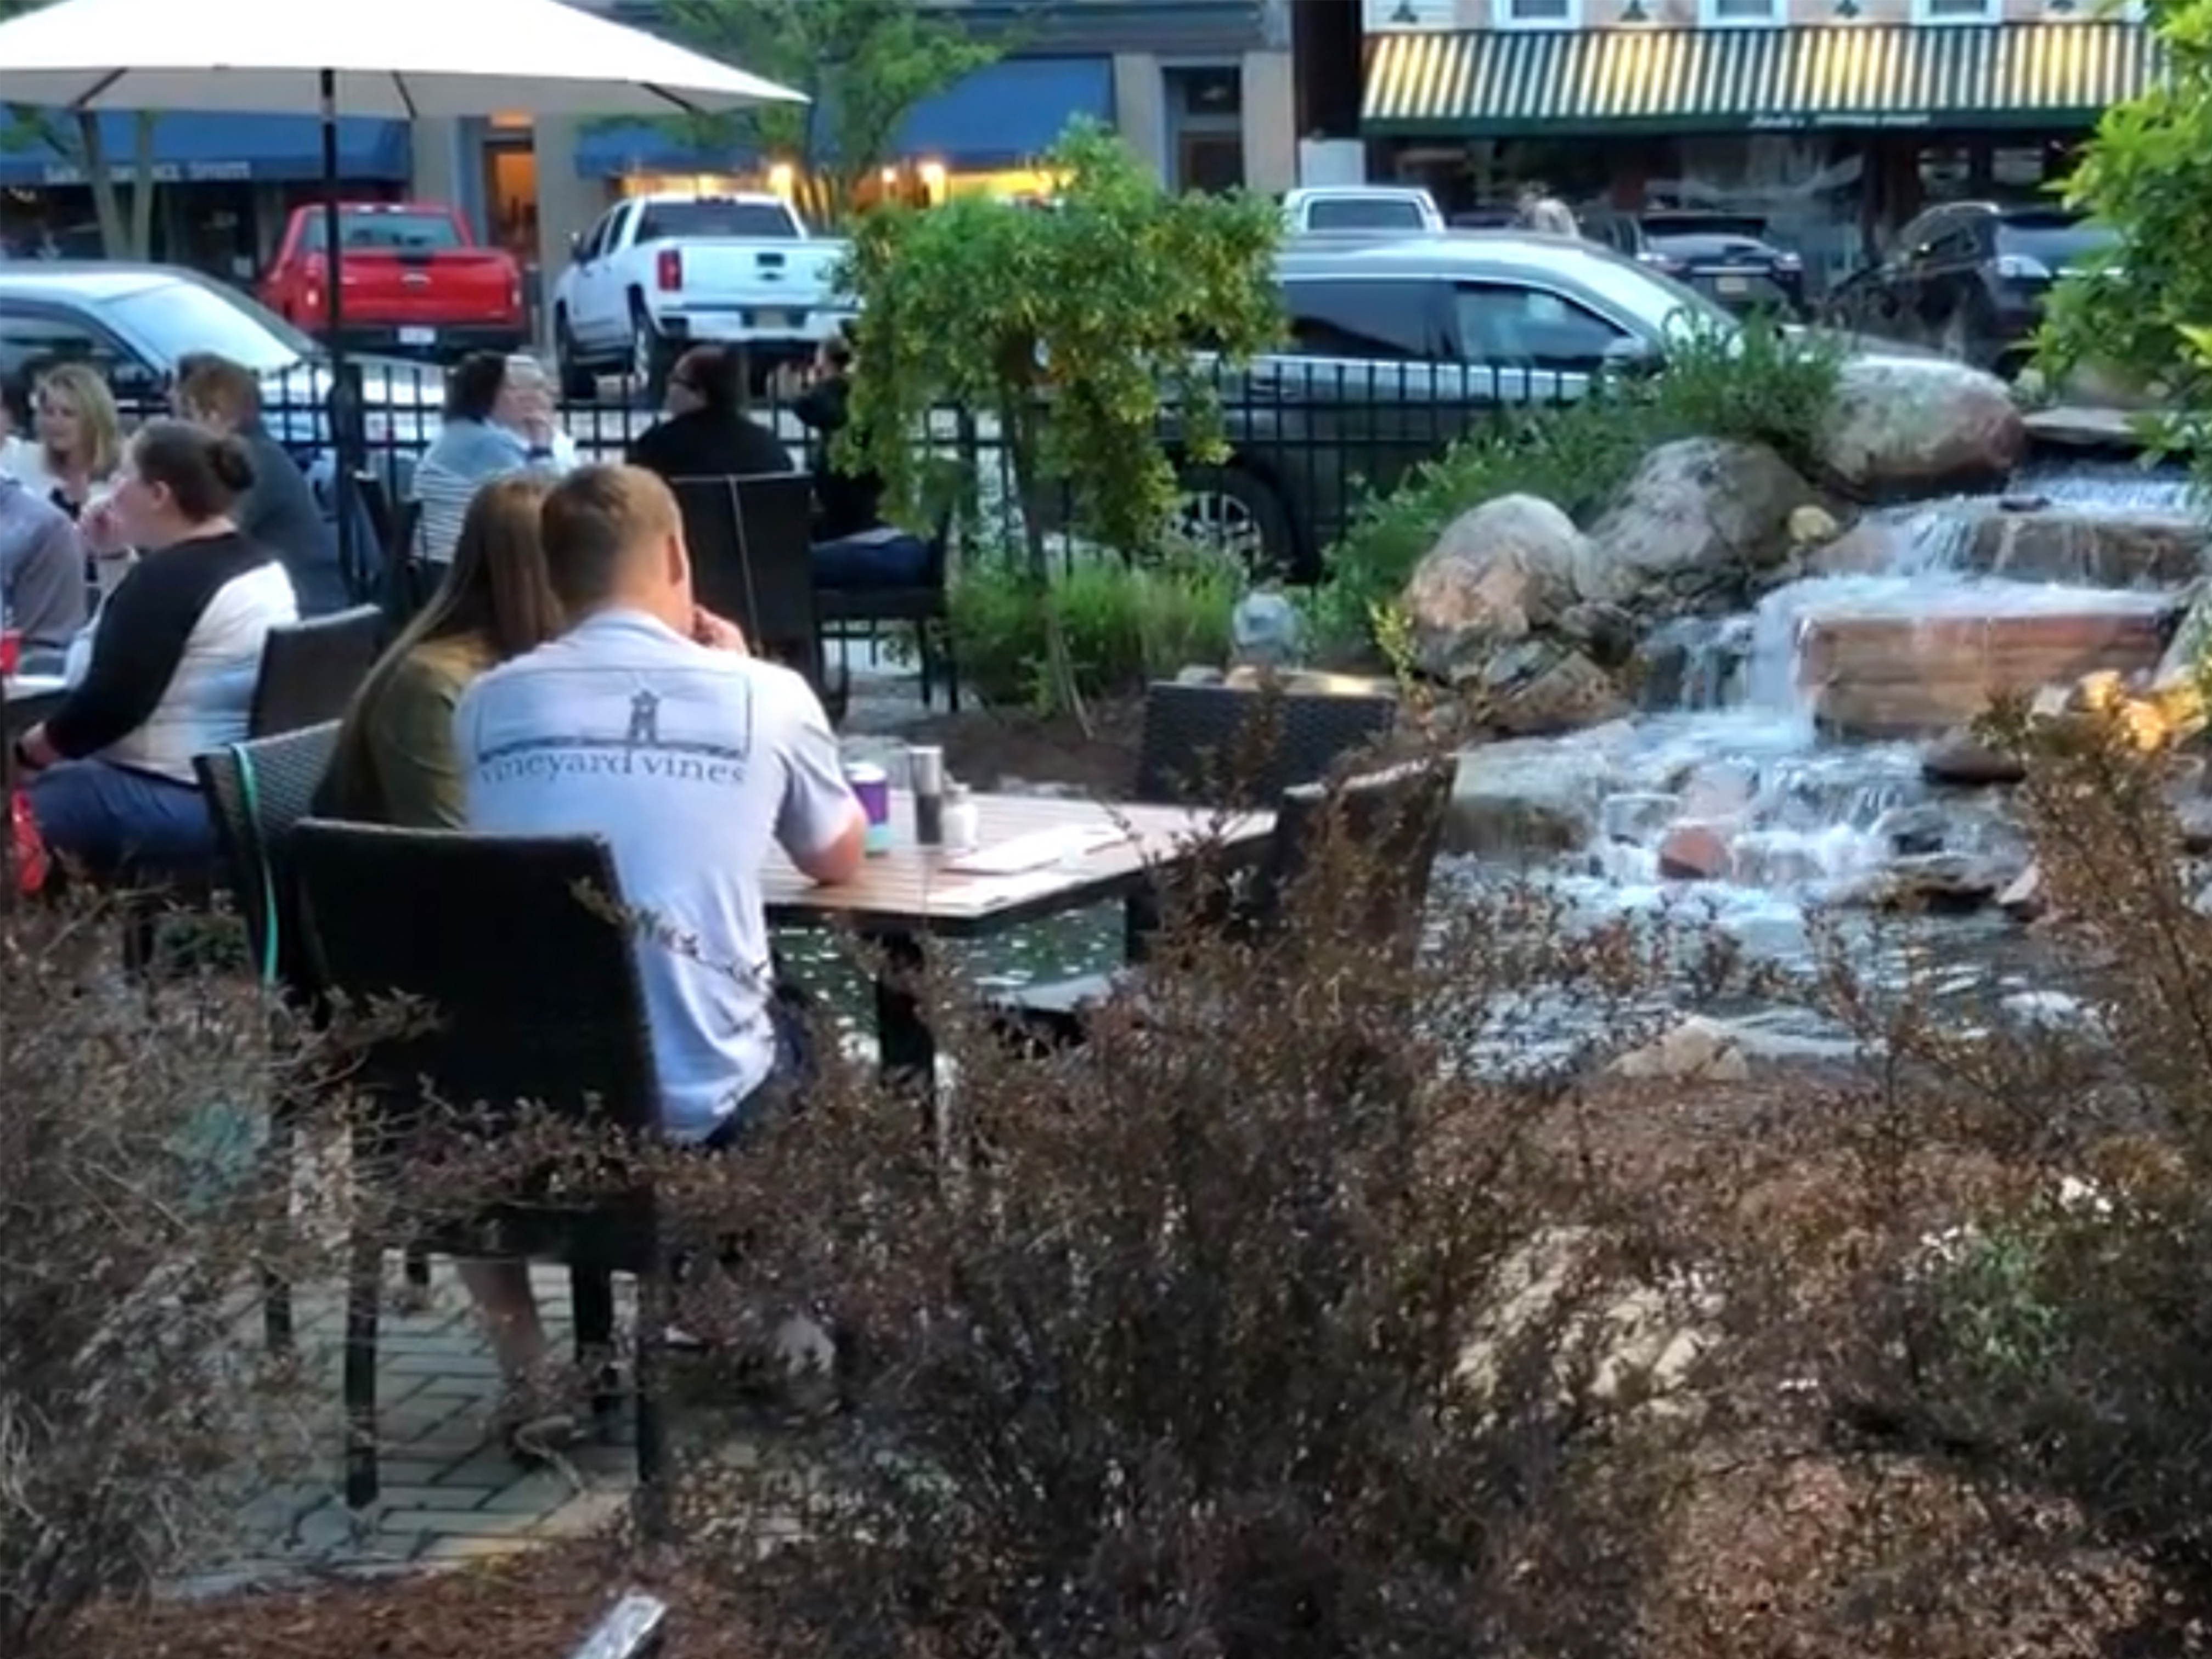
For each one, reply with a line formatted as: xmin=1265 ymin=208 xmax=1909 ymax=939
xmin=1715 ymin=275 xmax=1751 ymax=296
xmin=398 ymin=325 xmax=437 ymax=346
xmin=752 ymin=310 xmax=792 ymax=330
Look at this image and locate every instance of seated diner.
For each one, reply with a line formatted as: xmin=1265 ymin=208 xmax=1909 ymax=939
xmin=11 ymin=421 xmax=298 ymax=872
xmin=315 ymin=475 xmax=564 ymax=829
xmin=788 ymin=334 xmax=932 ymax=590
xmin=444 ymin=464 xmax=864 ymax=1446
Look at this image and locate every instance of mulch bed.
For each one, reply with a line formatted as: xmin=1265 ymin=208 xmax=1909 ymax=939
xmin=132 ymin=1545 xmax=754 ymax=1659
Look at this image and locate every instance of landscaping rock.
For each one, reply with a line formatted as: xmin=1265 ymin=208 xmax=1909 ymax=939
xmin=1401 ymin=494 xmax=1582 ymax=681
xmin=1921 ymin=726 xmax=2027 ymax=786
xmin=1656 ymin=822 xmax=1731 ymax=881
xmin=2000 ymin=863 xmax=2047 ymax=921
xmin=1846 ymin=853 xmax=2012 ymax=914
xmin=1474 ymin=640 xmax=1628 ymax=736
xmin=1444 ymin=732 xmax=1621 ymax=856
xmin=1961 ymin=507 xmax=2207 ymax=588
xmin=1803 ymin=517 xmax=1912 ymax=578
xmin=1819 ymin=356 xmax=2027 ymax=499
xmin=1628 ymin=616 xmax=1750 ymax=709
xmin=1796 ymin=591 xmax=2172 ymax=738
xmin=1575 ymin=438 xmax=1818 ymax=613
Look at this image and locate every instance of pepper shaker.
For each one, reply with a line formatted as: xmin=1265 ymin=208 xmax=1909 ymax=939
xmin=908 ymin=744 xmax=946 ymax=847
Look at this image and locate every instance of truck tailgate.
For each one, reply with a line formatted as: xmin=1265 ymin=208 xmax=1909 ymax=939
xmin=342 ymin=250 xmax=520 ymax=326
xmin=667 ymin=240 xmax=845 ymax=323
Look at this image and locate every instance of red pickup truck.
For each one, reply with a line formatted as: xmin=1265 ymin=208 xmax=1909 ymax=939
xmin=258 ymin=201 xmax=526 ymax=362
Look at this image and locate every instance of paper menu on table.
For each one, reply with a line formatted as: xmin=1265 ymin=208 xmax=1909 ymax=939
xmin=943 ymin=825 xmax=1131 ymax=876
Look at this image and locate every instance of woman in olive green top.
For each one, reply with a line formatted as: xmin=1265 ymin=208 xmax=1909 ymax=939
xmin=318 ymin=475 xmax=563 ymax=828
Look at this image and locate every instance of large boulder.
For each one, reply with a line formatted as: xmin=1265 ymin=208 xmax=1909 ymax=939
xmin=1401 ymin=494 xmax=1583 ymax=681
xmin=1819 ymin=356 xmax=2027 ymax=499
xmin=1576 ymin=438 xmax=1818 ymax=613
xmin=1962 ymin=506 xmax=2208 ymax=588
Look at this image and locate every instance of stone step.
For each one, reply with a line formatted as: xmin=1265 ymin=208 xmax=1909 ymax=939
xmin=1797 ymin=596 xmax=2174 ymax=739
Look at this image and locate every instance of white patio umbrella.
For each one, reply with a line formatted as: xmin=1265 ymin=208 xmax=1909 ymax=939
xmin=0 ymin=0 xmax=805 ymax=590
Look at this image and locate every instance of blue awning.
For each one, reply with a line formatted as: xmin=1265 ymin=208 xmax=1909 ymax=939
xmin=897 ymin=56 xmax=1115 ymax=169
xmin=575 ymin=120 xmax=759 ymax=179
xmin=574 ymin=54 xmax=1115 ymax=178
xmin=0 ymin=112 xmax=410 ymax=188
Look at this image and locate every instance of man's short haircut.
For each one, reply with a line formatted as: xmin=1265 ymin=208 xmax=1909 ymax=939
xmin=539 ymin=463 xmax=682 ymax=612
xmin=176 ymin=354 xmax=262 ymax=423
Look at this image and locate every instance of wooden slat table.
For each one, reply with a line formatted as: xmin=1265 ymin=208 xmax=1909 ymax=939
xmin=764 ymin=791 xmax=1274 ymax=937
xmin=763 ymin=789 xmax=1276 ymax=1093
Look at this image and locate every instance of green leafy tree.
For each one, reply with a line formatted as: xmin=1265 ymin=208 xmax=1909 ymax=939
xmin=2039 ymin=0 xmax=2212 ymax=432
xmin=647 ymin=0 xmax=1000 ymax=218
xmin=837 ymin=121 xmax=1283 ymax=718
xmin=0 ymin=0 xmax=157 ymax=258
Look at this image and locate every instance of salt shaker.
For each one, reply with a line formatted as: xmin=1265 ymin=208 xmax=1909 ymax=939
xmin=942 ymin=783 xmax=979 ymax=854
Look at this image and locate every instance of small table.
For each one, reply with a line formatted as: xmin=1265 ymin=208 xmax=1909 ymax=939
xmin=764 ymin=790 xmax=1276 ymax=1093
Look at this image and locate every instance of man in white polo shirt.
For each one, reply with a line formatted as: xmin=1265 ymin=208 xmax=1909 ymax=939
xmin=452 ymin=463 xmax=864 ymax=1441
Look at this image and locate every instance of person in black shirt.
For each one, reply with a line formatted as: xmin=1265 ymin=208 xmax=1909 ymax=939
xmin=788 ymin=333 xmax=929 ymax=590
xmin=15 ymin=421 xmax=297 ymax=873
xmin=175 ymin=353 xmax=347 ymax=614
xmin=625 ymin=345 xmax=795 ymax=483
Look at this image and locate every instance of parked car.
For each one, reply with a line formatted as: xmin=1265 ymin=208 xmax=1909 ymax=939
xmin=1167 ymin=233 xmax=1734 ymax=577
xmin=1819 ymin=202 xmax=2113 ymax=374
xmin=551 ymin=192 xmax=851 ymax=397
xmin=1637 ymin=211 xmax=1805 ymax=318
xmin=258 ymin=201 xmax=527 ymax=364
xmin=1281 ymin=185 xmax=1446 ymax=238
xmin=0 ymin=263 xmax=440 ymax=486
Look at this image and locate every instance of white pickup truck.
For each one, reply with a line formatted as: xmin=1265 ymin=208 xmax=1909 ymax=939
xmin=551 ymin=191 xmax=851 ymax=396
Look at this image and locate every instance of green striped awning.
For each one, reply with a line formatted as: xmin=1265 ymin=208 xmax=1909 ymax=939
xmin=1361 ymin=22 xmax=2160 ymax=135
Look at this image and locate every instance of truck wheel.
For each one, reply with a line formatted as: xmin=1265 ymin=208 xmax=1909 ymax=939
xmin=555 ymin=307 xmax=596 ymax=402
xmin=628 ymin=295 xmax=674 ymax=404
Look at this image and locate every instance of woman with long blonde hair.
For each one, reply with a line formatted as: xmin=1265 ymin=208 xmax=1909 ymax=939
xmin=20 ymin=362 xmax=122 ymax=521
xmin=316 ymin=475 xmax=565 ymax=828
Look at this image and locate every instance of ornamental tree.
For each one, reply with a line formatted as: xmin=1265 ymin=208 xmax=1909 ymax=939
xmin=840 ymin=120 xmax=1280 ymax=555
xmin=2039 ymin=0 xmax=2212 ymax=434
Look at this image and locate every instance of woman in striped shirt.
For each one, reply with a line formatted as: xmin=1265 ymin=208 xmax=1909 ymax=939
xmin=405 ymin=352 xmax=575 ymax=565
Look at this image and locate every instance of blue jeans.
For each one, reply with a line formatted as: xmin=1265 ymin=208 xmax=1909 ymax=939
xmin=812 ymin=530 xmax=929 ymax=590
xmin=698 ymin=990 xmax=817 ymax=1152
xmin=26 ymin=759 xmax=216 ymax=874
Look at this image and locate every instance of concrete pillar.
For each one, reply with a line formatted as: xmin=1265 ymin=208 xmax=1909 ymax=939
xmin=409 ymin=118 xmax=467 ymax=220
xmin=529 ymin=116 xmax=602 ymax=352
xmin=1241 ymin=48 xmax=1297 ymax=194
xmin=1111 ymin=52 xmax=1169 ymax=182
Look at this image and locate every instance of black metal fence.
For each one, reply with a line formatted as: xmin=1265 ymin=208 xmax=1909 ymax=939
xmin=229 ymin=354 xmax=1590 ymax=583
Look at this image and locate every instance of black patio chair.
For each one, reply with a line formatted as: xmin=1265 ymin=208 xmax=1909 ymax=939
xmin=353 ymin=470 xmax=429 ymax=636
xmin=290 ymin=820 xmax=670 ymax=1513
xmin=671 ymin=472 xmax=846 ymax=722
xmin=1118 ymin=679 xmax=1400 ymax=961
xmin=998 ymin=756 xmax=1452 ymax=1048
xmin=250 ymin=603 xmax=385 ymax=737
xmin=194 ymin=721 xmax=341 ymax=1352
xmin=815 ymin=511 xmax=958 ymax=710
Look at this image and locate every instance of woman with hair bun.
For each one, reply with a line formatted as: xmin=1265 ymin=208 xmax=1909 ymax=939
xmin=13 ymin=419 xmax=298 ymax=872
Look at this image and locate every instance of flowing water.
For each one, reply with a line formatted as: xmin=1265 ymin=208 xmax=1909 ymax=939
xmin=1436 ymin=454 xmax=2199 ymax=1046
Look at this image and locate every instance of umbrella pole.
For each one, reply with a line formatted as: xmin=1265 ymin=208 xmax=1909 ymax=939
xmin=319 ymin=67 xmax=363 ymax=602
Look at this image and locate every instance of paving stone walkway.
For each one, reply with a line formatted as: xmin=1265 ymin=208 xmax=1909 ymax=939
xmin=193 ymin=662 xmax=933 ymax=1590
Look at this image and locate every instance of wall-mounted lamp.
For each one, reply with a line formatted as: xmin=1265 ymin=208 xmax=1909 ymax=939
xmin=2047 ymin=0 xmax=2076 ymax=13
xmin=1621 ymin=0 xmax=1650 ymax=19
xmin=1833 ymin=0 xmax=1861 ymax=16
xmin=1391 ymin=0 xmax=1419 ymax=21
